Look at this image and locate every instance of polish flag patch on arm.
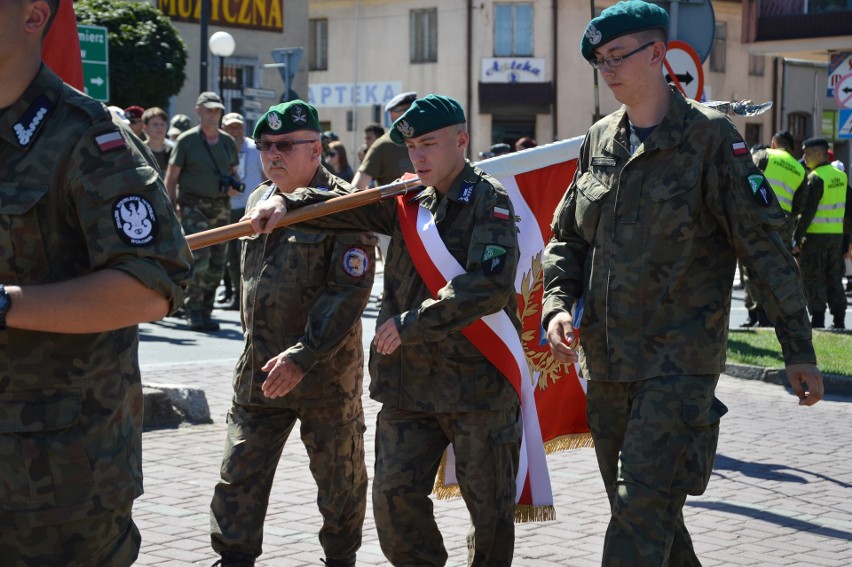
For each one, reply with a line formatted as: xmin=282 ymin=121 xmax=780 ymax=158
xmin=95 ymin=130 xmax=127 ymax=154
xmin=492 ymin=206 xmax=511 ymax=220
xmin=731 ymin=141 xmax=749 ymax=157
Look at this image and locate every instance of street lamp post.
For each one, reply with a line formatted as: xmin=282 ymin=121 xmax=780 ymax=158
xmin=208 ymin=31 xmax=235 ymax=108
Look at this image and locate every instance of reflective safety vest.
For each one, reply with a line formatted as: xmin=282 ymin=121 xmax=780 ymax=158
xmin=762 ymin=148 xmax=805 ymax=213
xmin=806 ymin=164 xmax=847 ymax=234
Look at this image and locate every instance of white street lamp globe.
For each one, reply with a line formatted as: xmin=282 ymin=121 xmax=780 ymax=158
xmin=209 ymin=31 xmax=235 ymax=58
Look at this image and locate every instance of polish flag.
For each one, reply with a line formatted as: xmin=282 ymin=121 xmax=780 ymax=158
xmin=432 ymin=138 xmax=592 ymax=521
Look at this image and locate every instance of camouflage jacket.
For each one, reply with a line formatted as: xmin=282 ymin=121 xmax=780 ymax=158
xmin=0 ymin=65 xmax=193 ymax=528
xmin=281 ymin=162 xmax=520 ymax=412
xmin=542 ymin=88 xmax=815 ymax=382
xmin=234 ymin=167 xmax=375 ymax=408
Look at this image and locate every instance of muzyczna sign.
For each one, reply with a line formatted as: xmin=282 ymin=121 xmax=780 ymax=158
xmin=158 ymin=0 xmax=283 ymax=31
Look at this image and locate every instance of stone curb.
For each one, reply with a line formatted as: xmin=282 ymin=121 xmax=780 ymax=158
xmin=142 ymin=382 xmax=212 ymax=429
xmin=725 ymin=362 xmax=852 ymax=398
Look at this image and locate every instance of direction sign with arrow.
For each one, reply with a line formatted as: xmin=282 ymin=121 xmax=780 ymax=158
xmin=663 ymin=40 xmax=704 ymax=101
xmin=78 ymin=24 xmax=109 ymax=102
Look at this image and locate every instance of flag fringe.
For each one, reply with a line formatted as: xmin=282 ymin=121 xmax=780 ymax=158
xmin=433 ymin=454 xmax=462 ymax=500
xmin=543 ymin=432 xmax=594 ymax=454
xmin=514 ymin=504 xmax=556 ymax=523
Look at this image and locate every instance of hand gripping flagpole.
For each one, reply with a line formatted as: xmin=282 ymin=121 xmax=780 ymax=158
xmin=185 ymin=175 xmax=422 ymax=251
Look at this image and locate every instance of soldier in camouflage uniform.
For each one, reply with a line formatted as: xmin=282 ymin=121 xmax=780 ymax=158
xmin=249 ymin=95 xmax=521 ymax=566
xmin=0 ymin=1 xmax=193 ymax=564
xmin=541 ymin=2 xmax=825 ymax=566
xmin=209 ymin=101 xmax=375 ymax=567
xmin=165 ymin=91 xmax=241 ymax=332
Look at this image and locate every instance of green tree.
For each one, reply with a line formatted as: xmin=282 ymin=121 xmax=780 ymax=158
xmin=75 ymin=0 xmax=187 ymax=109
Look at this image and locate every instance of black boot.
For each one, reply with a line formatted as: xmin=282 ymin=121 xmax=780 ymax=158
xmin=201 ymin=311 xmax=220 ymax=331
xmin=831 ymin=315 xmax=846 ymax=331
xmin=321 ymin=557 xmax=356 ymax=567
xmin=756 ymin=307 xmax=772 ymax=327
xmin=740 ymin=309 xmax=759 ymax=328
xmin=186 ymin=310 xmax=206 ymax=331
xmin=811 ymin=312 xmax=825 ymax=329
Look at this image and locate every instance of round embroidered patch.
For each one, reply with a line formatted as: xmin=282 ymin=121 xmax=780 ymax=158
xmin=113 ymin=195 xmax=159 ymax=246
xmin=342 ymin=247 xmax=370 ymax=277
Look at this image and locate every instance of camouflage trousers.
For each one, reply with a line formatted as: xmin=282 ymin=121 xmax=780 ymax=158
xmin=372 ymin=405 xmax=520 ymax=567
xmin=222 ymin=208 xmax=244 ymax=299
xmin=799 ymin=234 xmax=847 ymax=320
xmin=0 ymin=502 xmax=139 ymax=566
xmin=210 ymin=400 xmax=368 ymax=562
xmin=587 ymin=375 xmax=728 ymax=567
xmin=178 ymin=194 xmax=231 ymax=312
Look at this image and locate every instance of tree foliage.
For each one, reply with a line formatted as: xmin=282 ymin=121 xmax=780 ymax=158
xmin=75 ymin=0 xmax=187 ymax=109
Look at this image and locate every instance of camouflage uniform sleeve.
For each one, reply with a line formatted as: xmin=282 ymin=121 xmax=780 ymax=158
xmin=285 ymin=233 xmax=377 ymax=373
xmin=709 ymin=128 xmax=815 ymax=365
xmin=541 ymin=139 xmax=590 ymax=329
xmin=793 ymin=174 xmax=823 ymax=246
xmin=396 ymin=185 xmax=518 ymax=344
xmin=67 ymin=120 xmax=193 ymax=314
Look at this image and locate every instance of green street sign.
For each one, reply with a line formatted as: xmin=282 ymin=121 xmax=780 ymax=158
xmin=78 ymin=25 xmax=109 ymax=102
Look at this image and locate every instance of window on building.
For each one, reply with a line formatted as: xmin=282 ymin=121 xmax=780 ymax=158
xmin=748 ymin=54 xmax=765 ymax=76
xmin=710 ymin=22 xmax=726 ymax=73
xmin=786 ymin=112 xmax=810 ymax=154
xmin=410 ymin=8 xmax=438 ymax=63
xmin=494 ymin=3 xmax=533 ymax=57
xmin=744 ymin=123 xmax=763 ymax=148
xmin=309 ymin=19 xmax=328 ymax=71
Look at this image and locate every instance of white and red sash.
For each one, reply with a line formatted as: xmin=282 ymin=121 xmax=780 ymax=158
xmin=396 ymin=192 xmax=555 ymax=521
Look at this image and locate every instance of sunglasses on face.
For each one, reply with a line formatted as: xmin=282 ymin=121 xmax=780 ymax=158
xmin=255 ymin=139 xmax=316 ymax=152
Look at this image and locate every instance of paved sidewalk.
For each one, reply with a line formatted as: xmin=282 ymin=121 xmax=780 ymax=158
xmin=135 ymin=356 xmax=852 ymax=566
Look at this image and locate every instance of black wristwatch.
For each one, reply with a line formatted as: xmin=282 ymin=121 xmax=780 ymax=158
xmin=0 ymin=284 xmax=10 ymax=330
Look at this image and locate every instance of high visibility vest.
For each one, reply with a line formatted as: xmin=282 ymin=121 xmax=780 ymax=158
xmin=806 ymin=164 xmax=847 ymax=234
xmin=762 ymin=148 xmax=805 ymax=213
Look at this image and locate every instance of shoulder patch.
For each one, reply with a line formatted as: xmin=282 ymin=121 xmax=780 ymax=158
xmin=492 ymin=206 xmax=511 ymax=220
xmin=13 ymin=95 xmax=53 ymax=148
xmin=95 ymin=129 xmax=127 ymax=153
xmin=113 ymin=195 xmax=159 ymax=246
xmin=591 ymin=156 xmax=617 ymax=167
xmin=747 ymin=174 xmax=774 ymax=207
xmin=482 ymin=244 xmax=508 ymax=275
xmin=342 ymin=247 xmax=370 ymax=277
xmin=731 ymin=141 xmax=749 ymax=157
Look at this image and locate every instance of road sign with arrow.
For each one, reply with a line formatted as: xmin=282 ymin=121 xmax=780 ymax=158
xmin=663 ymin=40 xmax=704 ymax=101
xmin=78 ymin=25 xmax=109 ymax=102
xmin=834 ymin=73 xmax=852 ymax=109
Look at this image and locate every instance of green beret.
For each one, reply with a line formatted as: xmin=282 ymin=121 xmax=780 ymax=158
xmin=390 ymin=94 xmax=466 ymax=145
xmin=580 ymin=0 xmax=669 ymax=62
xmin=253 ymin=100 xmax=320 ymax=138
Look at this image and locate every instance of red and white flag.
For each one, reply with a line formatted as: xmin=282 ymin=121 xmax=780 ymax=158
xmin=422 ymin=138 xmax=593 ymax=522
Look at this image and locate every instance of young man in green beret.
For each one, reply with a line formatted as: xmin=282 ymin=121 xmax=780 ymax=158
xmin=209 ymin=101 xmax=375 ymax=567
xmin=248 ymin=94 xmax=522 ymax=566
xmin=541 ymin=1 xmax=824 ymax=565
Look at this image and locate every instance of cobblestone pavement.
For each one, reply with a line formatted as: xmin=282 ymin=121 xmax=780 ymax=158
xmin=135 ymin=321 xmax=852 ymax=565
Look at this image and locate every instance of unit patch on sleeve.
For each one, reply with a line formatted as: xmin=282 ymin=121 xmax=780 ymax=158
xmin=342 ymin=247 xmax=370 ymax=277
xmin=482 ymin=244 xmax=508 ymax=275
xmin=458 ymin=181 xmax=476 ymax=204
xmin=747 ymin=174 xmax=774 ymax=207
xmin=731 ymin=141 xmax=749 ymax=157
xmin=113 ymin=195 xmax=159 ymax=246
xmin=492 ymin=206 xmax=511 ymax=220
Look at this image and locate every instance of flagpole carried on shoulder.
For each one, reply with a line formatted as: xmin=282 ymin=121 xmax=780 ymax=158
xmin=185 ymin=175 xmax=422 ymax=251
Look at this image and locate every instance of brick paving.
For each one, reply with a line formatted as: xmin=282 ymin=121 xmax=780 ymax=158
xmin=136 ymin=362 xmax=852 ymax=565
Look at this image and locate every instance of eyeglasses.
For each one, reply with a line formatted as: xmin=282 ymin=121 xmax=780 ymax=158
xmin=589 ymin=41 xmax=656 ymax=70
xmin=255 ymin=139 xmax=316 ymax=152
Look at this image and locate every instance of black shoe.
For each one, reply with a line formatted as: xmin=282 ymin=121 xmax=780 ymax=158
xmin=831 ymin=316 xmax=845 ymax=331
xmin=321 ymin=558 xmax=356 ymax=567
xmin=186 ymin=311 xmax=206 ymax=331
xmin=216 ymin=297 xmax=239 ymax=311
xmin=811 ymin=313 xmax=825 ymax=329
xmin=756 ymin=307 xmax=772 ymax=327
xmin=216 ymin=289 xmax=233 ymax=303
xmin=740 ymin=309 xmax=759 ymax=328
xmin=212 ymin=552 xmax=256 ymax=566
xmin=201 ymin=312 xmax=220 ymax=331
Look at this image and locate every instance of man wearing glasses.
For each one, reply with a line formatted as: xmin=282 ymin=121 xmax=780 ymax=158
xmin=209 ymin=100 xmax=375 ymax=567
xmin=542 ymin=1 xmax=824 ymax=565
